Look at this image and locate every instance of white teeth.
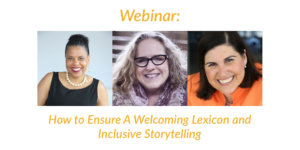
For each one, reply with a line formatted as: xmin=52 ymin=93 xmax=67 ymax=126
xmin=219 ymin=77 xmax=233 ymax=84
xmin=72 ymin=68 xmax=81 ymax=71
xmin=145 ymin=74 xmax=158 ymax=78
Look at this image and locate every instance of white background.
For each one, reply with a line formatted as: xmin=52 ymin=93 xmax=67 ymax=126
xmin=1 ymin=0 xmax=300 ymax=149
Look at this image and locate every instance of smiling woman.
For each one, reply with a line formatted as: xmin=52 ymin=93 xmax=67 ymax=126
xmin=188 ymin=31 xmax=262 ymax=106
xmin=113 ymin=31 xmax=187 ymax=106
xmin=38 ymin=34 xmax=108 ymax=106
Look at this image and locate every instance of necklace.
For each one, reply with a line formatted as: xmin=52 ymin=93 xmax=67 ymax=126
xmin=66 ymin=72 xmax=88 ymax=87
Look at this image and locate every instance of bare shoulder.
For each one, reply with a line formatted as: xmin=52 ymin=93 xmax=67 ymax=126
xmin=97 ymin=80 xmax=108 ymax=106
xmin=97 ymin=80 xmax=105 ymax=88
xmin=39 ymin=72 xmax=53 ymax=86
xmin=97 ymin=80 xmax=107 ymax=94
xmin=38 ymin=72 xmax=54 ymax=106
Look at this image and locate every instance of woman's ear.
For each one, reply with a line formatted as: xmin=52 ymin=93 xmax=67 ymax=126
xmin=243 ymin=49 xmax=247 ymax=67
xmin=87 ymin=55 xmax=90 ymax=64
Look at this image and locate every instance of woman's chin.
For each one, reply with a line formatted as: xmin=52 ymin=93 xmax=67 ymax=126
xmin=219 ymin=88 xmax=237 ymax=96
xmin=143 ymin=84 xmax=165 ymax=93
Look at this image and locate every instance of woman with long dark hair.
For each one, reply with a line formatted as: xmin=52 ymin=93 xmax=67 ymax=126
xmin=188 ymin=31 xmax=262 ymax=106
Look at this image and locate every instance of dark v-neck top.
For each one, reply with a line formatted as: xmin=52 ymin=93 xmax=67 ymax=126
xmin=46 ymin=72 xmax=98 ymax=106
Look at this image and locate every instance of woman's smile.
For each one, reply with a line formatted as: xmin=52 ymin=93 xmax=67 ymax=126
xmin=71 ymin=67 xmax=81 ymax=72
xmin=218 ymin=76 xmax=234 ymax=85
xmin=144 ymin=73 xmax=160 ymax=79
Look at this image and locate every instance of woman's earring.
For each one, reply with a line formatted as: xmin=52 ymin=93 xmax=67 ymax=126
xmin=244 ymin=64 xmax=247 ymax=68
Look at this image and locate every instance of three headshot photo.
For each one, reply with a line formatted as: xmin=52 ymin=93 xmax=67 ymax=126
xmin=37 ymin=31 xmax=262 ymax=106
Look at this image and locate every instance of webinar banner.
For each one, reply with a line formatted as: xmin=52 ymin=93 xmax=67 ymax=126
xmin=1 ymin=0 xmax=300 ymax=150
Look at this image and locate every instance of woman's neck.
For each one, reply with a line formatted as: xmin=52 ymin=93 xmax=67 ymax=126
xmin=224 ymin=93 xmax=233 ymax=106
xmin=148 ymin=95 xmax=160 ymax=106
xmin=67 ymin=72 xmax=85 ymax=83
xmin=145 ymin=86 xmax=164 ymax=106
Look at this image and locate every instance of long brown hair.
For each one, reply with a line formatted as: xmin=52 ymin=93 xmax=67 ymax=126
xmin=197 ymin=31 xmax=262 ymax=100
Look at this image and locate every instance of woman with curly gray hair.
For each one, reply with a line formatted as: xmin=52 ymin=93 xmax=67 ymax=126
xmin=113 ymin=32 xmax=187 ymax=106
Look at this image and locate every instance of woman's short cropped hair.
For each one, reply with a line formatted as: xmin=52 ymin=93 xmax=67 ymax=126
xmin=113 ymin=31 xmax=187 ymax=94
xmin=197 ymin=31 xmax=262 ymax=100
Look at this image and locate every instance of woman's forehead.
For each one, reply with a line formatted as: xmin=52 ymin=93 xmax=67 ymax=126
xmin=136 ymin=39 xmax=166 ymax=57
xmin=204 ymin=44 xmax=239 ymax=62
xmin=66 ymin=46 xmax=88 ymax=56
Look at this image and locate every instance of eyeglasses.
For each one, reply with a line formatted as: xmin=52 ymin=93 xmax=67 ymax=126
xmin=134 ymin=55 xmax=168 ymax=67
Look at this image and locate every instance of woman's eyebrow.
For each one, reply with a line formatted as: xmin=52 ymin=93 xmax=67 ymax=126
xmin=205 ymin=62 xmax=216 ymax=65
xmin=225 ymin=55 xmax=236 ymax=59
xmin=205 ymin=55 xmax=237 ymax=65
xmin=135 ymin=56 xmax=148 ymax=59
xmin=135 ymin=54 xmax=166 ymax=58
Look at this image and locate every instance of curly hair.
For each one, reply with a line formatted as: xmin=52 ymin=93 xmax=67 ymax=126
xmin=113 ymin=31 xmax=187 ymax=94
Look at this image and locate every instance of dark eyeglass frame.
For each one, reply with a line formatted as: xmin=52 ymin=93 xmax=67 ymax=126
xmin=134 ymin=54 xmax=168 ymax=67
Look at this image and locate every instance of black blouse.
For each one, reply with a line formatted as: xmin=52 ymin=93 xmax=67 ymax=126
xmin=46 ymin=72 xmax=98 ymax=106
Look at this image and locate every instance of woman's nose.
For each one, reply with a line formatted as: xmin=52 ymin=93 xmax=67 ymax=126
xmin=73 ymin=59 xmax=80 ymax=65
xmin=145 ymin=60 xmax=155 ymax=70
xmin=218 ymin=65 xmax=228 ymax=77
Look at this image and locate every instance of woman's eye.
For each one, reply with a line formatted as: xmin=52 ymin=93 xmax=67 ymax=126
xmin=225 ymin=58 xmax=234 ymax=63
xmin=207 ymin=63 xmax=216 ymax=67
xmin=137 ymin=58 xmax=147 ymax=63
xmin=153 ymin=57 xmax=164 ymax=61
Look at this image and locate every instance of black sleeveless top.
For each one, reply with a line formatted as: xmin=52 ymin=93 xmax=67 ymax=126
xmin=46 ymin=72 xmax=99 ymax=106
